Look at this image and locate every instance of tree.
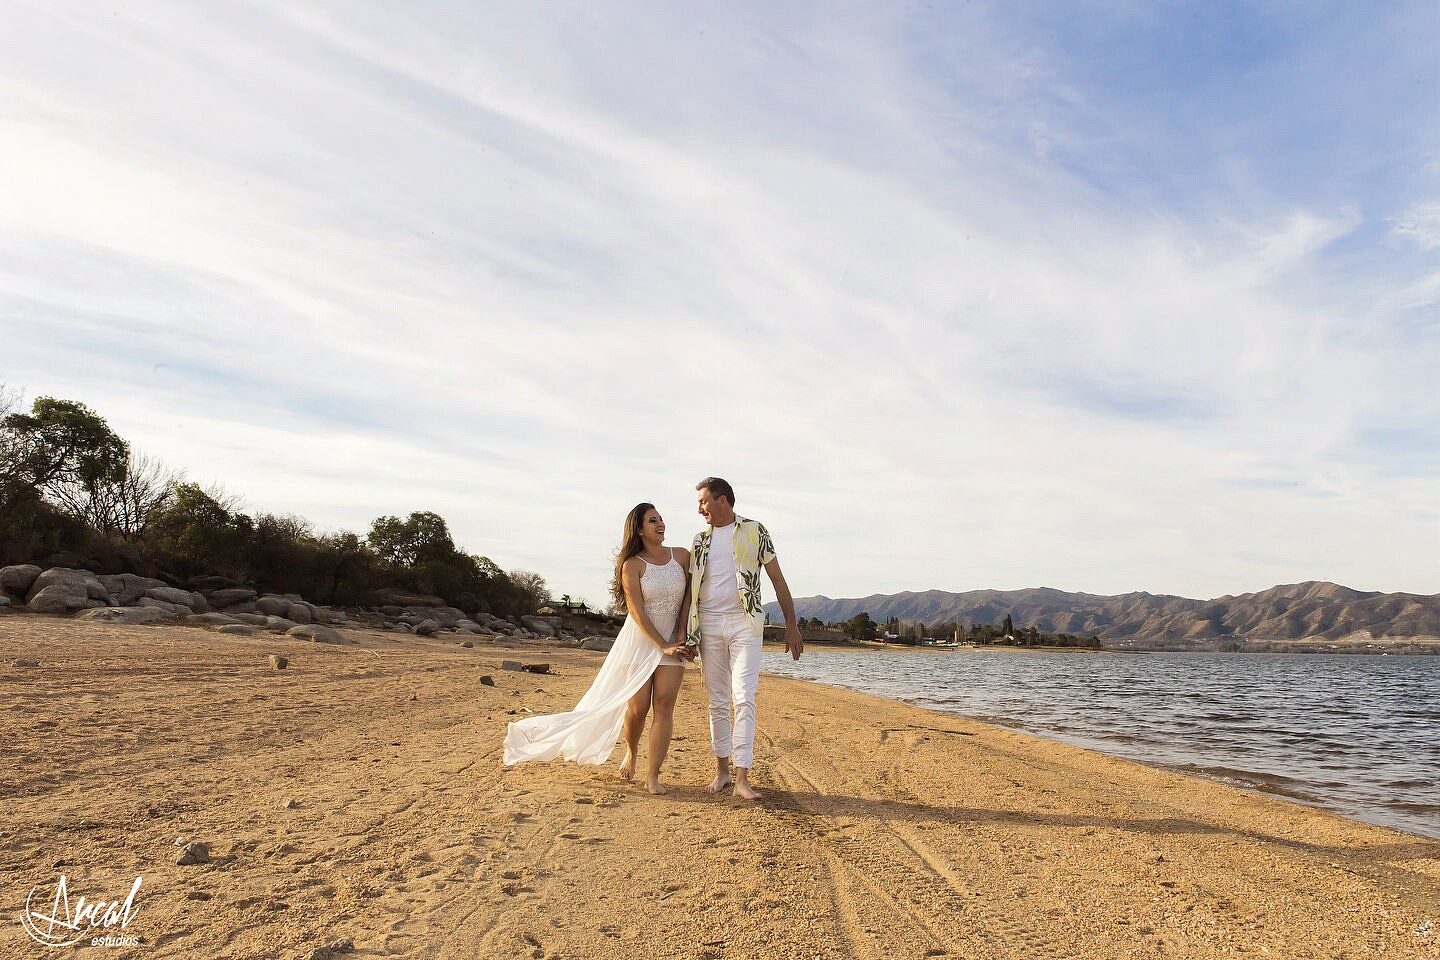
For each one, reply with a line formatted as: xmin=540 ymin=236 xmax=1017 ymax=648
xmin=1 ymin=397 xmax=128 ymax=500
xmin=366 ymin=511 xmax=457 ymax=568
xmin=510 ymin=569 xmax=551 ymax=611
xmin=57 ymin=449 xmax=182 ymax=540
xmin=842 ymin=611 xmax=876 ymax=641
xmin=1002 ymin=614 xmax=1015 ymax=637
xmin=145 ymin=482 xmax=253 ymax=577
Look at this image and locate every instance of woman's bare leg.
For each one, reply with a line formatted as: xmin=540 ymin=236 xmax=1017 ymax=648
xmin=644 ymin=666 xmax=684 ymax=794
xmin=618 ymin=678 xmax=653 ymax=780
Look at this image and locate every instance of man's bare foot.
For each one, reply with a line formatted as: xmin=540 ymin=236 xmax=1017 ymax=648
xmin=733 ymin=781 xmax=762 ymax=801
xmin=705 ymin=774 xmax=733 ymax=793
xmin=645 ymin=776 xmax=668 ymax=795
xmin=618 ymin=753 xmax=635 ymax=780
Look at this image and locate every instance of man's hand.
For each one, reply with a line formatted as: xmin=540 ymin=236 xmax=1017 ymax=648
xmin=785 ymin=624 xmax=804 ymax=661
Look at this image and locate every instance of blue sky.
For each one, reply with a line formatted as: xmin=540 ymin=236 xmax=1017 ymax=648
xmin=1 ymin=0 xmax=1436 ymax=607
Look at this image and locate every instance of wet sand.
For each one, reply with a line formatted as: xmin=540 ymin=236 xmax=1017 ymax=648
xmin=1 ymin=616 xmax=1436 ymax=959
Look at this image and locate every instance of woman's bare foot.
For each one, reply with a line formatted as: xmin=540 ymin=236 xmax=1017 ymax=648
xmin=705 ymin=773 xmax=733 ymax=793
xmin=645 ymin=776 xmax=668 ymax=795
xmin=733 ymin=781 xmax=762 ymax=801
xmin=618 ymin=752 xmax=635 ymax=780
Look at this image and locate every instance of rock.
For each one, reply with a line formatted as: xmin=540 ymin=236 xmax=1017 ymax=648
xmin=0 ymin=595 xmax=9 ymax=607
xmin=414 ymin=619 xmax=440 ymax=636
xmin=254 ymin=595 xmax=293 ymax=617
xmin=270 ymin=655 xmax=288 ymax=669
xmin=98 ymin=573 xmax=165 ymax=605
xmin=522 ymin=663 xmax=551 ymax=675
xmin=479 ymin=674 xmax=495 ymax=686
xmin=287 ymin=624 xmax=345 ymax=644
xmin=520 ymin=615 xmax=561 ymax=638
xmin=0 ymin=564 xmax=43 ymax=595
xmin=28 ymin=568 xmax=104 ymax=605
xmin=537 ymin=605 xmax=558 ymax=615
xmin=282 ymin=798 xmax=297 ymax=809
xmin=231 ymin=613 xmax=269 ymax=625
xmin=501 ymin=660 xmax=525 ymax=671
xmin=429 ymin=606 xmax=465 ymax=627
xmin=75 ymin=606 xmax=172 ymax=625
xmin=27 ymin=583 xmax=90 ymax=614
xmin=136 ymin=597 xmax=193 ymax=618
xmin=206 ymin=587 xmax=257 ymax=608
xmin=286 ymin=603 xmax=314 ymax=624
xmin=455 ymin=619 xmax=482 ymax=631
xmin=188 ymin=612 xmax=239 ymax=626
xmin=461 ymin=641 xmax=473 ymax=648
xmin=15 ymin=658 xmax=40 ymax=668
xmin=221 ymin=600 xmax=257 ymax=615
xmin=217 ymin=624 xmax=259 ymax=636
xmin=580 ymin=636 xmax=614 ymax=652
xmin=146 ymin=586 xmax=206 ymax=611
xmin=263 ymin=616 xmax=298 ymax=633
xmin=175 ymin=841 xmax=209 ymax=866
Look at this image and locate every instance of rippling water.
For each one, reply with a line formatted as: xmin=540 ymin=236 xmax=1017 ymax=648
xmin=760 ymin=648 xmax=1440 ymax=840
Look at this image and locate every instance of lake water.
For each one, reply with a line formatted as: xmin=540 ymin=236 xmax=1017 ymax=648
xmin=760 ymin=648 xmax=1440 ymax=840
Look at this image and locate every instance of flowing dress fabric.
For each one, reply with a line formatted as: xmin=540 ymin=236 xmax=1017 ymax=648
xmin=503 ymin=553 xmax=686 ymax=766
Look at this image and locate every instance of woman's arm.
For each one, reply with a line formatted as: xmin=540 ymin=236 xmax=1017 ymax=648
xmin=670 ymin=548 xmax=692 ymax=645
xmin=622 ymin=557 xmax=684 ymax=654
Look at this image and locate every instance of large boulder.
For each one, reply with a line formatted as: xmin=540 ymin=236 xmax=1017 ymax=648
xmin=98 ymin=573 xmax=166 ymax=606
xmin=75 ymin=606 xmax=172 ymax=625
xmin=206 ymin=587 xmax=257 ymax=608
xmin=0 ymin=564 xmax=43 ymax=596
xmin=255 ymin=595 xmax=293 ymax=617
xmin=580 ymin=636 xmax=614 ymax=652
xmin=285 ymin=603 xmax=314 ymax=625
xmin=521 ymin=615 xmax=562 ymax=638
xmin=263 ymin=616 xmax=298 ymax=633
xmin=26 ymin=569 xmax=103 ymax=613
xmin=146 ymin=586 xmax=206 ymax=611
xmin=136 ymin=597 xmax=192 ymax=618
xmin=287 ymin=624 xmax=346 ymax=644
xmin=29 ymin=568 xmax=105 ymax=602
xmin=413 ymin=619 xmax=440 ymax=636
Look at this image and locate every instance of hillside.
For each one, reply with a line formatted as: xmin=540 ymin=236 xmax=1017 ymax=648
xmin=765 ymin=581 xmax=1440 ymax=645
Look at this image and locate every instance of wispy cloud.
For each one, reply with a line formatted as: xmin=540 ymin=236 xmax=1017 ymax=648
xmin=2 ymin=0 xmax=1436 ymax=605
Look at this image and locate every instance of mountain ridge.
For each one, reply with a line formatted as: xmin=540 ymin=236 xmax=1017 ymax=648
xmin=764 ymin=581 xmax=1440 ymax=644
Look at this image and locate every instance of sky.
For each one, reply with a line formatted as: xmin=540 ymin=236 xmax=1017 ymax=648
xmin=1 ymin=0 xmax=1437 ymax=608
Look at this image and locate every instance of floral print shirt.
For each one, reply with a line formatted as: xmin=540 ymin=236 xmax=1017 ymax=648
xmin=685 ymin=516 xmax=777 ymax=645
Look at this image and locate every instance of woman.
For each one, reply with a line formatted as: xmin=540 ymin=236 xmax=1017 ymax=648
xmin=503 ymin=503 xmax=692 ymax=794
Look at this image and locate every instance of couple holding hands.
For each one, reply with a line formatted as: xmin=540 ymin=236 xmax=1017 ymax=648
xmin=503 ymin=477 xmax=803 ymax=799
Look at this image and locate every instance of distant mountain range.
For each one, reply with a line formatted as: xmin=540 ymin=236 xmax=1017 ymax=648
xmin=765 ymin=581 xmax=1440 ymax=645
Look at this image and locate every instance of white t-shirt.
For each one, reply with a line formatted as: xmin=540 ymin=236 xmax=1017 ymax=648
xmin=698 ymin=522 xmax=743 ymax=617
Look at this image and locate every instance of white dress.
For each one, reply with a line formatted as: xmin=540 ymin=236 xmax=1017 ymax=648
xmin=503 ymin=550 xmax=687 ymax=766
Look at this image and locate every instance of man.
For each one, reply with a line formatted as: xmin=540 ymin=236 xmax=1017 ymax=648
xmin=685 ymin=477 xmax=803 ymax=800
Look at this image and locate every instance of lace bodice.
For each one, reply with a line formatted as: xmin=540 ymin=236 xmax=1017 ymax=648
xmin=639 ymin=550 xmax=687 ymax=635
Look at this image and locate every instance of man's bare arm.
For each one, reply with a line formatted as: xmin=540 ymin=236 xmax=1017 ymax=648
xmin=763 ymin=557 xmax=804 ymax=660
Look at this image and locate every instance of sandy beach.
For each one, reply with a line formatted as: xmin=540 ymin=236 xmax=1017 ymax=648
xmin=1 ymin=617 xmax=1436 ymax=960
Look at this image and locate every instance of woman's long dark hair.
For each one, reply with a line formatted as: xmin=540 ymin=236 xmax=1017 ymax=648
xmin=610 ymin=502 xmax=656 ymax=610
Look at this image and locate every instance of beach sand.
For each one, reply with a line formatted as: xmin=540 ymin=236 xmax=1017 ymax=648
xmin=1 ymin=617 xmax=1436 ymax=959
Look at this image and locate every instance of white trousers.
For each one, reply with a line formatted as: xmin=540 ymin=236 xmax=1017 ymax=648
xmin=698 ymin=612 xmax=764 ymax=769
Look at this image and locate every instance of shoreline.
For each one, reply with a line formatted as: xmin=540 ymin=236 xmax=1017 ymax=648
xmin=2 ymin=616 xmax=1437 ymax=958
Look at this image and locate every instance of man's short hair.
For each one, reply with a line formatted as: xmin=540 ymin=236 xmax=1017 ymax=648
xmin=696 ymin=476 xmax=735 ymax=506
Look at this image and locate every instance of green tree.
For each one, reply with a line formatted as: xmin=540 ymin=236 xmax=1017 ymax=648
xmin=842 ymin=611 xmax=876 ymax=641
xmin=366 ymin=511 xmax=457 ymax=568
xmin=1 ymin=397 xmax=129 ymax=502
